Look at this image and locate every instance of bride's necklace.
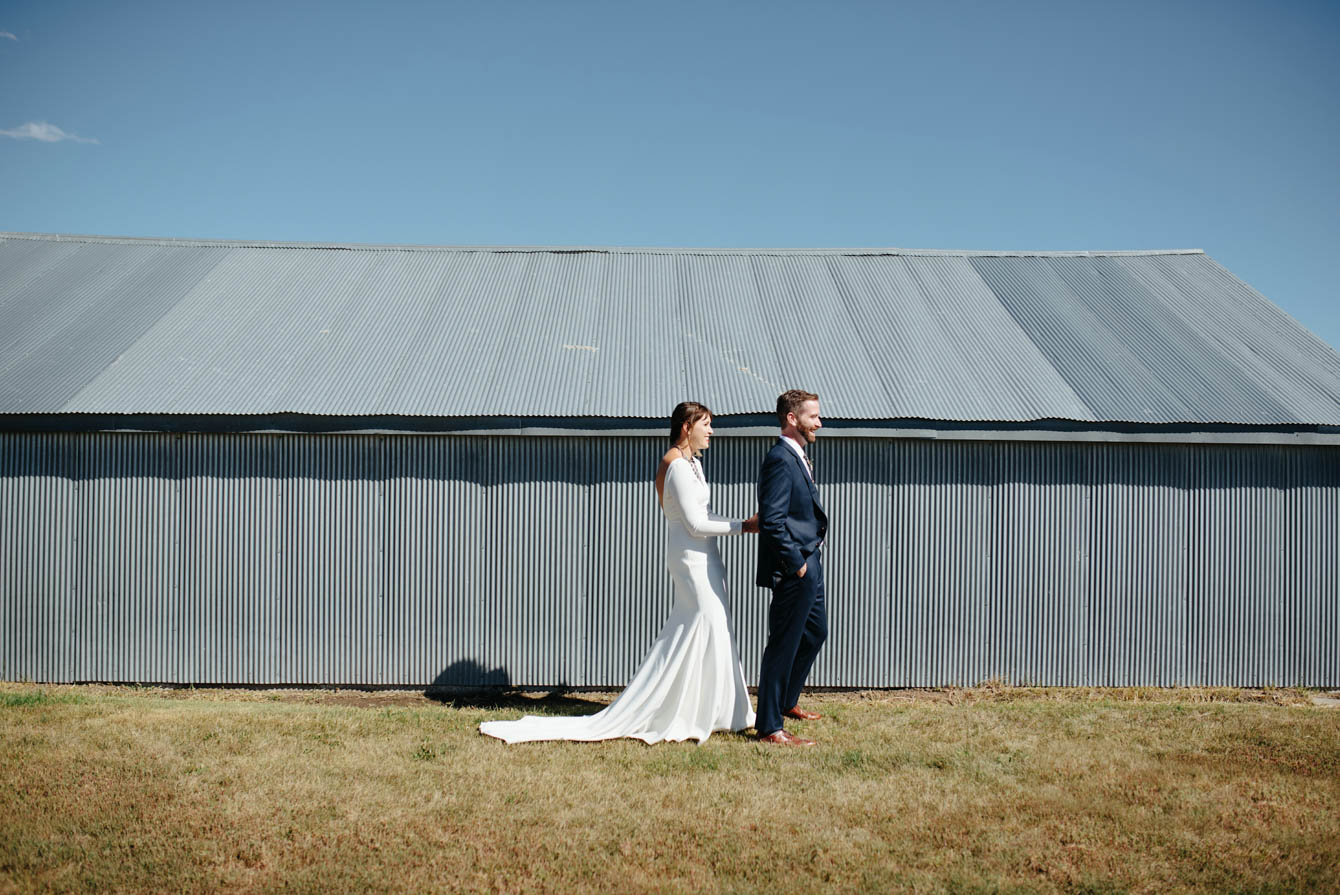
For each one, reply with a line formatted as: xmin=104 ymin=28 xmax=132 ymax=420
xmin=675 ymin=445 xmax=705 ymax=483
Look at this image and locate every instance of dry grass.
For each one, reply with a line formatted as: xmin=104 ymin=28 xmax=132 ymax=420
xmin=1 ymin=683 xmax=1338 ymax=894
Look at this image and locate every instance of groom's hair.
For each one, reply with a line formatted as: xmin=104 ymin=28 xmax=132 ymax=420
xmin=670 ymin=401 xmax=712 ymax=443
xmin=776 ymin=389 xmax=819 ymax=426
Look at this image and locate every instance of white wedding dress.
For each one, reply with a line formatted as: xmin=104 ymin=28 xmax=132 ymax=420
xmin=479 ymin=456 xmax=756 ymax=744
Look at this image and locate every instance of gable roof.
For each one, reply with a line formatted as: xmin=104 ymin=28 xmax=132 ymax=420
xmin=3 ymin=232 xmax=1338 ymax=425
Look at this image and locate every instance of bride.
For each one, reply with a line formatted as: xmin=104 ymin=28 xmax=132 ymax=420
xmin=479 ymin=401 xmax=759 ymax=744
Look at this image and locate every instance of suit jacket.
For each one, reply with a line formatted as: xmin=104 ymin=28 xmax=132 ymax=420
xmin=756 ymin=439 xmax=828 ymax=588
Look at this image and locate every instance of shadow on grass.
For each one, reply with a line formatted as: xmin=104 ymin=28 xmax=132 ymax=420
xmin=425 ymin=661 xmax=608 ymax=715
xmin=424 ymin=688 xmax=610 ymax=715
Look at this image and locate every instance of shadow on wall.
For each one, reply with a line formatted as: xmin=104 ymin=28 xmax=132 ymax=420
xmin=11 ymin=430 xmax=775 ymax=486
xmin=424 ymin=659 xmax=608 ymax=714
xmin=430 ymin=658 xmax=511 ymax=689
xmin=14 ymin=431 xmax=1327 ymax=503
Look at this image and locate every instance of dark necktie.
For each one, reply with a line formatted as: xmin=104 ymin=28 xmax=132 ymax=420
xmin=804 ymin=452 xmax=815 ymax=481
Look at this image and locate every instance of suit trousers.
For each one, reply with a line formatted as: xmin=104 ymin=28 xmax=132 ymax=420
xmin=756 ymin=550 xmax=827 ymax=736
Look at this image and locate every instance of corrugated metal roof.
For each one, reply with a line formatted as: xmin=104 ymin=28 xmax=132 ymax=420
xmin=2 ymin=231 xmax=1338 ymax=424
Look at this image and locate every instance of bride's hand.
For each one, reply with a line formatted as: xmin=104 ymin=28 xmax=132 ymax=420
xmin=741 ymin=514 xmax=760 ymax=534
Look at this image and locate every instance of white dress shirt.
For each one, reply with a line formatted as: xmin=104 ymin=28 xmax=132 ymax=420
xmin=781 ymin=435 xmax=813 ymax=482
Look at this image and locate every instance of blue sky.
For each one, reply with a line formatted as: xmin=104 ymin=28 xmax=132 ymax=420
xmin=3 ymin=0 xmax=1337 ymax=349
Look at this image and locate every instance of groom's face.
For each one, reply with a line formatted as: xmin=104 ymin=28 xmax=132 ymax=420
xmin=790 ymin=399 xmax=822 ymax=444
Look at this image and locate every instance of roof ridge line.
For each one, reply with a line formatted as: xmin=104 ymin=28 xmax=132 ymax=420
xmin=0 ymin=232 xmax=1206 ymax=257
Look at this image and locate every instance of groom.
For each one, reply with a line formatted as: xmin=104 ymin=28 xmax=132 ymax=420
xmin=755 ymin=389 xmax=828 ymax=746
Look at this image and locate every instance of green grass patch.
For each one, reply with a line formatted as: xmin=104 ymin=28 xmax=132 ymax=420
xmin=0 ymin=688 xmax=86 ymax=708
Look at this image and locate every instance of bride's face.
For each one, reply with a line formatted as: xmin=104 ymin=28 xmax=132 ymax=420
xmin=685 ymin=416 xmax=714 ymax=453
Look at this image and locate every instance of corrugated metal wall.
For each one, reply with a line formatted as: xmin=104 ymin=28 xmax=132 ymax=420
xmin=2 ymin=432 xmax=1337 ymax=687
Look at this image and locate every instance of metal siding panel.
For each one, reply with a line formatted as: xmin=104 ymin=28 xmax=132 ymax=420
xmin=381 ymin=435 xmax=510 ymax=687
xmin=807 ymin=437 xmax=895 ymax=686
xmin=0 ymin=434 xmax=78 ymax=681
xmin=1087 ymin=445 xmax=1189 ymax=686
xmin=990 ymin=442 xmax=1090 ymax=687
xmin=888 ymin=440 xmax=996 ymax=686
xmin=296 ymin=435 xmax=379 ymax=685
xmin=583 ymin=437 xmax=670 ymax=687
xmin=444 ymin=436 xmax=497 ymax=685
xmin=2 ymin=432 xmax=1338 ymax=688
xmin=69 ymin=433 xmax=178 ymax=682
xmin=178 ymin=434 xmax=381 ymax=685
xmin=382 ymin=436 xmax=426 ymax=686
xmin=703 ymin=436 xmax=769 ymax=686
xmin=1284 ymin=450 xmax=1340 ymax=687
xmin=176 ymin=434 xmax=289 ymax=685
xmin=476 ymin=437 xmax=589 ymax=686
xmin=1186 ymin=446 xmax=1288 ymax=686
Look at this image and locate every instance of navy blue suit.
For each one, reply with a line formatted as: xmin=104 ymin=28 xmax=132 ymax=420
xmin=755 ymin=439 xmax=829 ymax=736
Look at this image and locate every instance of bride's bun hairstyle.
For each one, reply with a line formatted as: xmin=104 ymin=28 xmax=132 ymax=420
xmin=670 ymin=401 xmax=712 ymax=443
xmin=776 ymin=389 xmax=819 ymax=425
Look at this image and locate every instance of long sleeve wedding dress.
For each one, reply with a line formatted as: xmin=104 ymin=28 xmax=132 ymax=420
xmin=479 ymin=456 xmax=756 ymax=743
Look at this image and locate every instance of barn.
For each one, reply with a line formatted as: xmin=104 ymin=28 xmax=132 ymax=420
xmin=2 ymin=232 xmax=1337 ymax=688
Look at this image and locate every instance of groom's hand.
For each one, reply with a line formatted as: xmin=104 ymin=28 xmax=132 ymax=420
xmin=797 ymin=563 xmax=807 ymax=578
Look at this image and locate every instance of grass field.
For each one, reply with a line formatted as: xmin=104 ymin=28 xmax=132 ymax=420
xmin=1 ymin=683 xmax=1337 ymax=894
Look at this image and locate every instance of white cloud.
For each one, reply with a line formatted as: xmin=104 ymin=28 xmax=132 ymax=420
xmin=0 ymin=32 xmax=17 ymax=41
xmin=0 ymin=121 xmax=99 ymax=144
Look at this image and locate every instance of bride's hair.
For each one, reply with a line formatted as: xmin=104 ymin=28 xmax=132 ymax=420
xmin=670 ymin=401 xmax=712 ymax=444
